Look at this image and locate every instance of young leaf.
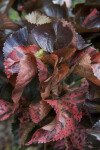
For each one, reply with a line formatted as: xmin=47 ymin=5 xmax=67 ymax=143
xmin=25 ymin=11 xmax=51 ymax=25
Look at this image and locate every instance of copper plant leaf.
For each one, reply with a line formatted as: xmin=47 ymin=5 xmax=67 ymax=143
xmin=26 ymin=99 xmax=82 ymax=144
xmin=29 ymin=101 xmax=51 ymax=124
xmin=26 ymin=82 xmax=88 ymax=144
xmin=28 ymin=21 xmax=73 ymax=55
xmin=0 ymin=99 xmax=13 ymax=121
xmin=73 ymin=47 xmax=100 ymax=86
xmin=12 ymin=54 xmax=37 ymax=104
xmin=3 ymin=27 xmax=28 ymax=59
xmin=42 ymin=2 xmax=67 ymax=19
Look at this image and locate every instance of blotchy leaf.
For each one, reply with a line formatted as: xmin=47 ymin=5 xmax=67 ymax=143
xmin=12 ymin=54 xmax=37 ymax=104
xmin=26 ymin=98 xmax=83 ymax=144
xmin=29 ymin=101 xmax=51 ymax=124
xmin=25 ymin=11 xmax=51 ymax=25
xmin=54 ymin=140 xmax=66 ymax=150
xmin=26 ymin=82 xmax=88 ymax=144
xmin=4 ymin=44 xmax=40 ymax=78
xmin=70 ymin=126 xmax=86 ymax=150
xmin=36 ymin=58 xmax=48 ymax=84
xmin=0 ymin=99 xmax=13 ymax=121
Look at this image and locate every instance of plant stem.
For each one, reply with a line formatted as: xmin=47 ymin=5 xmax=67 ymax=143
xmin=4 ymin=0 xmax=16 ymax=14
xmin=44 ymin=143 xmax=46 ymax=150
xmin=64 ymin=138 xmax=68 ymax=150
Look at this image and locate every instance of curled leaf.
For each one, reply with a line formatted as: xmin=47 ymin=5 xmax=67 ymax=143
xmin=12 ymin=54 xmax=37 ymax=104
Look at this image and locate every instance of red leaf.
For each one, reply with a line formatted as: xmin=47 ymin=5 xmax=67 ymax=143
xmin=82 ymin=9 xmax=98 ymax=27
xmin=73 ymin=47 xmax=100 ymax=86
xmin=90 ymin=51 xmax=100 ymax=80
xmin=29 ymin=101 xmax=51 ymax=123
xmin=40 ymin=54 xmax=69 ymax=99
xmin=26 ymin=99 xmax=82 ymax=144
xmin=12 ymin=54 xmax=37 ymax=104
xmin=0 ymin=99 xmax=13 ymax=121
xmin=26 ymin=81 xmax=88 ymax=144
xmin=36 ymin=58 xmax=48 ymax=84
xmin=4 ymin=45 xmax=40 ymax=78
xmin=70 ymin=126 xmax=86 ymax=150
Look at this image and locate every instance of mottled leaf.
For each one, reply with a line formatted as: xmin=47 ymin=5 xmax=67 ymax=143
xmin=82 ymin=9 xmax=100 ymax=29
xmin=12 ymin=54 xmax=37 ymax=104
xmin=26 ymin=98 xmax=82 ymax=144
xmin=29 ymin=101 xmax=51 ymax=124
xmin=0 ymin=99 xmax=13 ymax=121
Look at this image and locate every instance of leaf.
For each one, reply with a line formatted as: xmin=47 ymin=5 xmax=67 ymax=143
xmin=12 ymin=54 xmax=37 ymax=104
xmin=26 ymin=98 xmax=82 ymax=144
xmin=43 ymin=2 xmax=67 ymax=19
xmin=87 ymin=120 xmax=100 ymax=141
xmin=70 ymin=126 xmax=86 ymax=150
xmin=85 ymin=98 xmax=100 ymax=112
xmin=28 ymin=22 xmax=55 ymax=53
xmin=3 ymin=27 xmax=28 ymax=59
xmin=26 ymin=82 xmax=88 ymax=144
xmin=25 ymin=11 xmax=51 ymax=25
xmin=54 ymin=140 xmax=66 ymax=150
xmin=28 ymin=21 xmax=73 ymax=55
xmin=3 ymin=27 xmax=39 ymax=78
xmin=73 ymin=47 xmax=100 ymax=86
xmin=29 ymin=101 xmax=51 ymax=124
xmin=20 ymin=0 xmax=42 ymax=13
xmin=90 ymin=51 xmax=100 ymax=80
xmin=36 ymin=58 xmax=48 ymax=87
xmin=0 ymin=99 xmax=13 ymax=121
xmin=4 ymin=44 xmax=39 ymax=78
xmin=76 ymin=33 xmax=91 ymax=50
xmin=82 ymin=9 xmax=100 ymax=29
xmin=40 ymin=54 xmax=69 ymax=100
